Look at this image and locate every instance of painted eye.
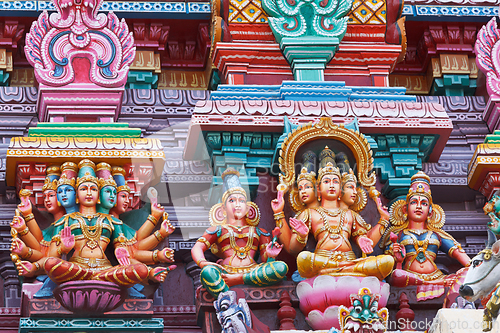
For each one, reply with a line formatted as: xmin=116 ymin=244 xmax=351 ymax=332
xmin=370 ymin=306 xmax=377 ymax=313
xmin=472 ymin=260 xmax=482 ymax=268
xmin=354 ymin=306 xmax=362 ymax=313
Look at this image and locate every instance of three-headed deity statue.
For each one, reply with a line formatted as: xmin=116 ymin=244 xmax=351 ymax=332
xmin=272 ymin=146 xmax=394 ymax=280
xmin=191 ymin=168 xmax=288 ymax=298
xmin=382 ymin=171 xmax=470 ymax=301
xmin=11 ymin=159 xmax=176 ymax=288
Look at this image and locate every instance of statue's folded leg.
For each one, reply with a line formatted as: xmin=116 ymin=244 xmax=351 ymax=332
xmin=92 ymin=263 xmax=149 ymax=286
xmin=297 ymin=251 xmax=336 ymax=279
xmin=389 ymin=268 xmax=427 ymax=287
xmin=353 ymin=255 xmax=394 ymax=280
xmin=44 ymin=257 xmax=93 ymax=284
xmin=200 ymin=265 xmax=229 ymax=298
xmin=242 ymin=261 xmax=288 ymax=287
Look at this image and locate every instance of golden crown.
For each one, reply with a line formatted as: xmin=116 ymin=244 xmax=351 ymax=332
xmin=112 ymin=166 xmax=126 ymax=177
xmin=297 ymin=167 xmax=316 ymax=185
xmin=96 ymin=162 xmax=111 ymax=172
xmin=98 ymin=176 xmax=117 ymax=189
xmin=42 ymin=178 xmax=58 ymax=192
xmin=77 ymin=172 xmax=98 ymax=188
xmin=318 ymin=162 xmax=341 ymax=182
xmin=117 ymin=185 xmax=131 ymax=193
xmin=406 ymin=171 xmax=432 ymax=204
xmin=46 ymin=165 xmax=61 ymax=176
xmin=341 ymin=169 xmax=357 ymax=186
xmin=58 ymin=174 xmax=76 ymax=188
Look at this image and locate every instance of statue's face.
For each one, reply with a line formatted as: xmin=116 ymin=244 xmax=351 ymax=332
xmin=112 ymin=191 xmax=130 ymax=215
xmin=43 ymin=190 xmax=59 ymax=213
xmin=407 ymin=194 xmax=430 ymax=223
xmin=298 ymin=179 xmax=316 ymax=205
xmin=223 ymin=194 xmax=249 ymax=221
xmin=341 ymin=181 xmax=357 ymax=207
xmin=57 ymin=185 xmax=76 ymax=208
xmin=318 ymin=175 xmax=341 ymax=202
xmin=100 ymin=186 xmax=117 ymax=209
xmin=78 ymin=181 xmax=99 ymax=207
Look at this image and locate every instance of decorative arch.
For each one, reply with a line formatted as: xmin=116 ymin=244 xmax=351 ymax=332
xmin=278 ymin=117 xmax=376 ymax=210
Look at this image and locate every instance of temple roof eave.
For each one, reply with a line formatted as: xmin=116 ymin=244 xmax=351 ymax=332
xmin=183 ymin=100 xmax=453 ymax=163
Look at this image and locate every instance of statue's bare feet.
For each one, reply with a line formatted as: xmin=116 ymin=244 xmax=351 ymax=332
xmin=221 ymin=273 xmax=244 ymax=287
xmin=150 ymin=265 xmax=177 ymax=283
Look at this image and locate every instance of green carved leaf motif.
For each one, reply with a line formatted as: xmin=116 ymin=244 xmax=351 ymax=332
xmin=262 ymin=0 xmax=353 ymax=42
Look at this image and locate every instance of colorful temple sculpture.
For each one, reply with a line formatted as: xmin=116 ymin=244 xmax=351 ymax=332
xmin=0 ymin=0 xmax=499 ymax=330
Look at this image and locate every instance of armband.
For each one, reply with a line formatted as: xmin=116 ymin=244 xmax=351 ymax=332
xmin=197 ymin=236 xmax=211 ymax=248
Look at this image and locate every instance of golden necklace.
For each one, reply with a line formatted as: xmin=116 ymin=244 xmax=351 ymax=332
xmin=318 ymin=208 xmax=345 ymax=240
xmin=77 ymin=214 xmax=103 ymax=250
xmin=227 ymin=225 xmax=255 ymax=259
xmin=318 ymin=206 xmax=342 ymax=217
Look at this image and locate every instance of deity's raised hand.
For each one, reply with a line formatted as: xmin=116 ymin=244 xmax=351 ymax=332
xmin=115 ymin=247 xmax=131 ymax=266
xmin=10 ymin=215 xmax=26 ymax=231
xmin=358 ymin=236 xmax=374 ymax=254
xmin=10 ymin=238 xmax=25 ymax=256
xmin=271 ymin=187 xmax=285 ymax=213
xmin=18 ymin=196 xmax=33 ymax=216
xmin=151 ymin=202 xmax=165 ymax=221
xmin=159 ymin=248 xmax=175 ymax=263
xmin=160 ymin=219 xmax=175 ymax=236
xmin=369 ymin=187 xmax=389 ymax=221
xmin=15 ymin=260 xmax=35 ymax=277
xmin=266 ymin=241 xmax=283 ymax=258
xmin=289 ymin=217 xmax=309 ymax=236
xmin=147 ymin=187 xmax=158 ymax=206
xmin=390 ymin=232 xmax=405 ymax=262
xmin=61 ymin=226 xmax=75 ymax=254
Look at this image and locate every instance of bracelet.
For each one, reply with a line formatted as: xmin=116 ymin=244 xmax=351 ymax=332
xmin=378 ymin=219 xmax=390 ymax=228
xmin=34 ymin=262 xmax=40 ymax=271
xmin=152 ymin=249 xmax=159 ymax=263
xmin=57 ymin=247 xmax=62 ymax=256
xmin=154 ymin=230 xmax=165 ymax=242
xmin=18 ymin=228 xmax=29 ymax=236
xmin=148 ymin=214 xmax=159 ymax=226
xmin=377 ymin=219 xmax=390 ymax=235
xmin=196 ymin=258 xmax=207 ymax=266
xmin=274 ymin=212 xmax=285 ymax=221
xmin=23 ymin=247 xmax=33 ymax=259
xmin=197 ymin=236 xmax=211 ymax=248
xmin=274 ymin=212 xmax=285 ymax=228
xmin=24 ymin=213 xmax=35 ymax=222
xmin=292 ymin=229 xmax=308 ymax=245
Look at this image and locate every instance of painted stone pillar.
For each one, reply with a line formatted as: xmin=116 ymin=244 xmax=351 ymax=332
xmin=262 ymin=0 xmax=352 ymax=81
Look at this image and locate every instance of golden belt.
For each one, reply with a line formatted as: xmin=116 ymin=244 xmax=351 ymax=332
xmin=314 ymin=249 xmax=357 ymax=262
xmin=222 ymin=263 xmax=258 ymax=274
xmin=407 ymin=268 xmax=444 ymax=281
xmin=70 ymin=256 xmax=112 ymax=271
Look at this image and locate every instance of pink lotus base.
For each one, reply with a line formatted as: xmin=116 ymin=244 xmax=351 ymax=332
xmin=296 ymin=275 xmax=390 ymax=330
xmin=53 ymin=280 xmax=127 ymax=316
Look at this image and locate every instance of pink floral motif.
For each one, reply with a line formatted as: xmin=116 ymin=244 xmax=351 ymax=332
xmin=476 ymin=18 xmax=500 ymax=99
xmin=25 ymin=0 xmax=135 ymax=87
